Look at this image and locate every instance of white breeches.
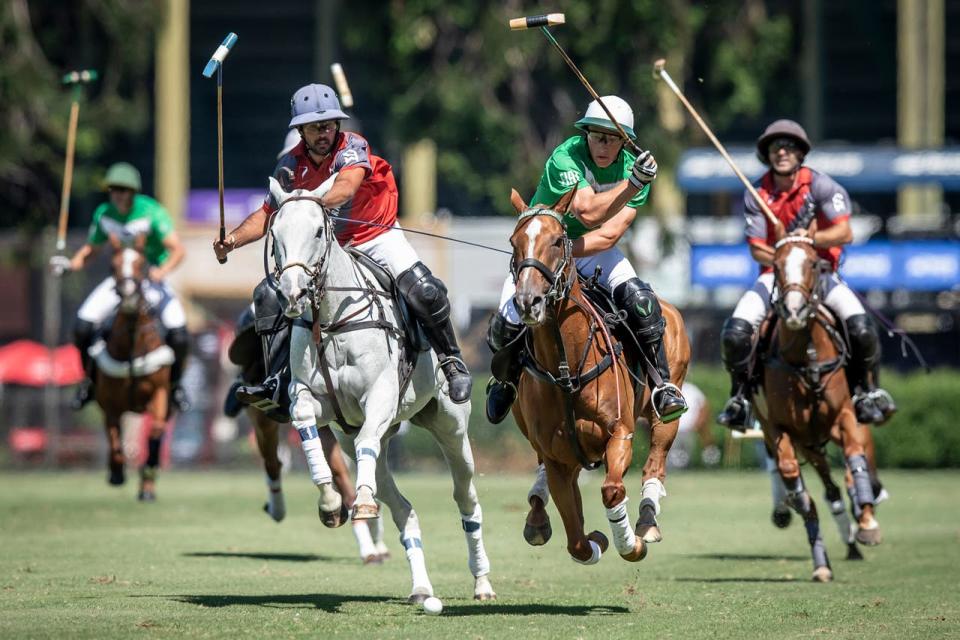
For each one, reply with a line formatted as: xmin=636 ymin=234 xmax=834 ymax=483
xmin=497 ymin=246 xmax=637 ymax=324
xmin=354 ymin=224 xmax=420 ymax=277
xmin=77 ymin=276 xmax=187 ymax=329
xmin=732 ymin=271 xmax=866 ymax=329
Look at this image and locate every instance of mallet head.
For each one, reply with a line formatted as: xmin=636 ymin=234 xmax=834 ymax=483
xmin=203 ymin=32 xmax=239 ymax=78
xmin=62 ymin=70 xmax=98 ymax=85
xmin=509 ymin=13 xmax=565 ymax=30
xmin=653 ymin=58 xmax=667 ymax=79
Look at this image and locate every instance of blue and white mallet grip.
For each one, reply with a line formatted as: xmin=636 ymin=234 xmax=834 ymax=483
xmin=202 ymin=33 xmax=238 ymax=78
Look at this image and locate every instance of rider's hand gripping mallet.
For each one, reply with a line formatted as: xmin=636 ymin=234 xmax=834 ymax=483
xmin=509 ymin=13 xmax=647 ymax=157
xmin=330 ymin=62 xmax=354 ymax=108
xmin=56 ymin=69 xmax=98 ymax=253
xmin=202 ymin=32 xmax=239 ymax=264
xmin=652 ymin=58 xmax=783 ymax=234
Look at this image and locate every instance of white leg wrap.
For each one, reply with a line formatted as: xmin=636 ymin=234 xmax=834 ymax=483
xmin=770 ymin=469 xmax=789 ymax=508
xmin=296 ymin=424 xmax=332 ymax=486
xmin=829 ymin=498 xmax=856 ymax=544
xmin=640 ymin=478 xmax=666 ymax=516
xmin=461 ymin=504 xmax=490 ymax=577
xmin=571 ymin=539 xmax=603 ymax=565
xmin=605 ymin=498 xmax=637 ymax=556
xmin=355 ymin=439 xmax=381 ymax=495
xmin=264 ymin=474 xmax=285 ymax=522
xmin=352 ymin=517 xmax=379 ymax=559
xmin=527 ymin=463 xmax=550 ymax=506
xmin=401 ymin=512 xmax=432 ymax=595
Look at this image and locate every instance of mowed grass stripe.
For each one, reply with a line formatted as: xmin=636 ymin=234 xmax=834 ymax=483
xmin=0 ymin=470 xmax=957 ymax=639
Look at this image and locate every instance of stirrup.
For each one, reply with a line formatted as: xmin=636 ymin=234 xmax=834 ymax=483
xmin=852 ymin=391 xmax=883 ymax=424
xmin=650 ymin=382 xmax=687 ymax=422
xmin=485 ymin=376 xmax=517 ymax=424
xmin=717 ymin=395 xmax=751 ymax=430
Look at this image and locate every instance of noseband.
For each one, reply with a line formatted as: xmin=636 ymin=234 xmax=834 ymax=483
xmin=511 ymin=208 xmax=574 ymax=303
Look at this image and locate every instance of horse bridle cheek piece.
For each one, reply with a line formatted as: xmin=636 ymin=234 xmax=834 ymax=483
xmin=270 ymin=195 xmax=336 ymax=306
xmin=772 ymin=236 xmax=823 ymax=320
xmin=511 ymin=208 xmax=574 ymax=304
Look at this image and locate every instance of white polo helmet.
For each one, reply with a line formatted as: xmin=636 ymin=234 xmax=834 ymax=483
xmin=574 ymin=95 xmax=635 ymax=139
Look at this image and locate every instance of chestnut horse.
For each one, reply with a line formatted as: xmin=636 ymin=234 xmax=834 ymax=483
xmin=508 ymin=187 xmax=689 ymax=565
xmin=754 ymin=228 xmax=882 ymax=582
xmin=91 ymin=235 xmax=173 ymax=500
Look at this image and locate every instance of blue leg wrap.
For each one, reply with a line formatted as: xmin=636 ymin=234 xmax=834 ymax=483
xmin=847 ymin=454 xmax=875 ymax=508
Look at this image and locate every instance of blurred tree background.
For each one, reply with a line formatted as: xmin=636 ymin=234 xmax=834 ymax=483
xmin=0 ymin=0 xmax=160 ymax=235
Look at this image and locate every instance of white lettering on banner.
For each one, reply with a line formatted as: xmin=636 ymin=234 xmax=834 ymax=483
xmin=905 ymin=255 xmax=958 ymax=279
xmin=684 ymin=154 xmax=765 ymax=179
xmin=808 ymin=152 xmax=864 ymax=177
xmin=698 ymin=254 xmax=752 ymax=278
xmin=893 ymin=153 xmax=960 ymax=177
xmin=842 ymin=254 xmax=891 ymax=279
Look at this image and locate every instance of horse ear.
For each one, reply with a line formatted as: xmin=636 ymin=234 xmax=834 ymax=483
xmin=510 ymin=188 xmax=527 ymax=213
xmin=268 ymin=176 xmax=287 ymax=207
xmin=553 ymin=185 xmax=578 ymax=214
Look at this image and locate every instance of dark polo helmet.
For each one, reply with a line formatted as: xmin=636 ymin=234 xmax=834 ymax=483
xmin=756 ymin=119 xmax=811 ymax=164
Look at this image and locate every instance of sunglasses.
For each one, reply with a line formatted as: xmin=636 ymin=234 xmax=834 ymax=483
xmin=303 ymin=122 xmax=338 ymax=135
xmin=769 ymin=138 xmax=799 ymax=153
xmin=586 ymin=130 xmax=623 ymax=146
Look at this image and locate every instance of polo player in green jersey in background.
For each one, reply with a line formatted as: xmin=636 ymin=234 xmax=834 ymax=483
xmin=51 ymin=162 xmax=190 ymax=414
xmin=486 ymin=96 xmax=688 ymax=424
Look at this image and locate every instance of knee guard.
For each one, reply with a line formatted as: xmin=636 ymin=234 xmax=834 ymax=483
xmin=486 ymin=313 xmax=524 ymax=353
xmin=846 ymin=314 xmax=880 ymax=390
xmin=720 ymin=317 xmax=754 ymax=375
xmin=74 ymin=319 xmax=97 ymax=372
xmin=613 ymin=279 xmax=664 ymax=345
xmin=396 ymin=262 xmax=450 ymax=328
xmin=166 ymin=327 xmax=190 ymax=384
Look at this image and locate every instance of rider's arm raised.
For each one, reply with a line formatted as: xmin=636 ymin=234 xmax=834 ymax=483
xmin=572 ymin=206 xmax=637 ymax=257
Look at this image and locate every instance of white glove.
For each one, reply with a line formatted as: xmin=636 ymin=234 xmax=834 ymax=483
xmin=628 ymin=150 xmax=658 ymax=189
xmin=49 ymin=255 xmax=72 ymax=276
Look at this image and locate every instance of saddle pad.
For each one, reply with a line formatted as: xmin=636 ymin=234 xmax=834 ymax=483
xmin=89 ymin=340 xmax=174 ymax=378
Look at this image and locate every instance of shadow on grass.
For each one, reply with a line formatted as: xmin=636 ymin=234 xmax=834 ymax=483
xmin=672 ymin=577 xmax=801 ymax=583
xmin=182 ymin=551 xmax=349 ymax=564
xmin=684 ymin=553 xmax=809 ymax=562
xmin=154 ymin=594 xmax=629 ymax=616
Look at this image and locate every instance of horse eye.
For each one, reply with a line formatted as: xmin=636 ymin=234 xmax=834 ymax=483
xmin=552 ymin=236 xmax=564 ymax=247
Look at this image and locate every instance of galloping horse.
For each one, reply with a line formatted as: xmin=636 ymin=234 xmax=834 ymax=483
xmin=227 ymin=316 xmax=389 ymax=563
xmin=91 ymin=234 xmax=174 ymax=500
xmin=754 ymin=225 xmax=882 ymax=582
xmin=508 ymin=187 xmax=690 ymax=565
xmin=267 ymin=176 xmax=495 ymax=602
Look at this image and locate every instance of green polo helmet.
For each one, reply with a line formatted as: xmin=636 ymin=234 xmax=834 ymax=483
xmin=104 ymin=162 xmax=142 ymax=192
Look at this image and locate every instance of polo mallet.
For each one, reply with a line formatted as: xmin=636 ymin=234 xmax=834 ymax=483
xmin=510 ymin=13 xmax=646 ymax=157
xmin=653 ymin=58 xmax=782 ymax=233
xmin=56 ymin=69 xmax=98 ymax=253
xmin=330 ymin=63 xmax=354 ymax=108
xmin=202 ymin=32 xmax=239 ymax=264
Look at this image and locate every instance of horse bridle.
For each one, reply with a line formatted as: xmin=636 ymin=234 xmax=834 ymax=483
xmin=268 ymin=195 xmax=337 ymax=303
xmin=772 ymin=235 xmax=824 ymax=320
xmin=511 ymin=207 xmax=574 ymax=303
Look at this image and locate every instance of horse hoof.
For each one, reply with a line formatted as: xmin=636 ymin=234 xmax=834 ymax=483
xmin=846 ymin=543 xmax=864 ymax=561
xmin=523 ymin=520 xmax=552 ymax=546
xmin=108 ymin=469 xmax=125 ymax=486
xmin=772 ymin=507 xmax=793 ymax=529
xmin=620 ymin=538 xmax=648 ymax=562
xmin=362 ymin=554 xmax=383 ymax=566
xmin=137 ymin=491 xmax=156 ymax=502
xmin=408 ymin=589 xmax=431 ymax=605
xmin=262 ymin=503 xmax=285 ymax=523
xmin=587 ymin=530 xmax=609 ymax=554
xmin=812 ymin=566 xmax=833 ymax=582
xmin=351 ymin=501 xmax=379 ymax=521
xmin=855 ymin=527 xmax=882 ymax=546
xmin=637 ymin=524 xmax=662 ymax=544
xmin=320 ymin=503 xmax=349 ymax=528
xmin=474 ymin=575 xmax=496 ymax=601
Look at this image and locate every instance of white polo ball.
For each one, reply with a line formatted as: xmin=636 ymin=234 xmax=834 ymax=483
xmin=422 ymin=596 xmax=443 ymax=615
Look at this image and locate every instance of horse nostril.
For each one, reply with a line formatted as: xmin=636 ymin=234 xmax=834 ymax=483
xmin=532 ymin=295 xmax=543 ymax=309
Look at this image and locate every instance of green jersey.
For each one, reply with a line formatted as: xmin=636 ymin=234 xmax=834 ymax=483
xmin=87 ymin=194 xmax=174 ymax=266
xmin=530 ymin=135 xmax=649 ymax=240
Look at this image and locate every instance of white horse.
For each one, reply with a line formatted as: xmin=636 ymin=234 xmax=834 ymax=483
xmin=267 ymin=176 xmax=495 ymax=602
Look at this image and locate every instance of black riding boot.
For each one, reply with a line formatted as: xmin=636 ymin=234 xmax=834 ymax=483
xmin=166 ymin=327 xmax=191 ymax=416
xmin=846 ymin=314 xmax=895 ymax=424
xmin=71 ymin=320 xmax=97 ymax=410
xmin=484 ymin=313 xmax=525 ymax=424
xmin=235 ymin=326 xmax=293 ymax=423
xmin=717 ymin=317 xmax=755 ymax=430
xmin=614 ymin=279 xmax=687 ymax=422
xmin=397 ymin=262 xmax=472 ymax=404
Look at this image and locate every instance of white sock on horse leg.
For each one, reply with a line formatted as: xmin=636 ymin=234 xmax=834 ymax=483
xmin=640 ymin=478 xmax=666 ymax=516
xmin=355 ymin=440 xmax=381 ymax=496
xmin=400 ymin=512 xmax=432 ymax=594
xmin=297 ymin=424 xmax=332 ymax=485
xmin=352 ymin=517 xmax=378 ymax=559
xmin=527 ymin=464 xmax=550 ymax=506
xmin=461 ymin=504 xmax=490 ymax=577
xmin=605 ymin=498 xmax=638 ymax=556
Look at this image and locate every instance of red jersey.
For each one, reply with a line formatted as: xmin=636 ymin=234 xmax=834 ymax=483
xmin=264 ymin=131 xmax=398 ymax=245
xmin=744 ymin=167 xmax=852 ymax=272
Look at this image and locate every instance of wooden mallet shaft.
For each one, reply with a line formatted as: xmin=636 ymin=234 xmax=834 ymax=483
xmin=653 ymin=58 xmax=781 ymax=231
xmin=56 ymin=69 xmax=98 ymax=252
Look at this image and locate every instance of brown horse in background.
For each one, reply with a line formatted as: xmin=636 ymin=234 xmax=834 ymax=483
xmin=507 ymin=187 xmax=690 ymax=565
xmin=754 ymin=226 xmax=882 ymax=582
xmin=93 ymin=235 xmax=172 ymax=500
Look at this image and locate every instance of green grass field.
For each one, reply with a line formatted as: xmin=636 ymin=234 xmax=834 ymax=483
xmin=1 ymin=470 xmax=958 ymax=639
